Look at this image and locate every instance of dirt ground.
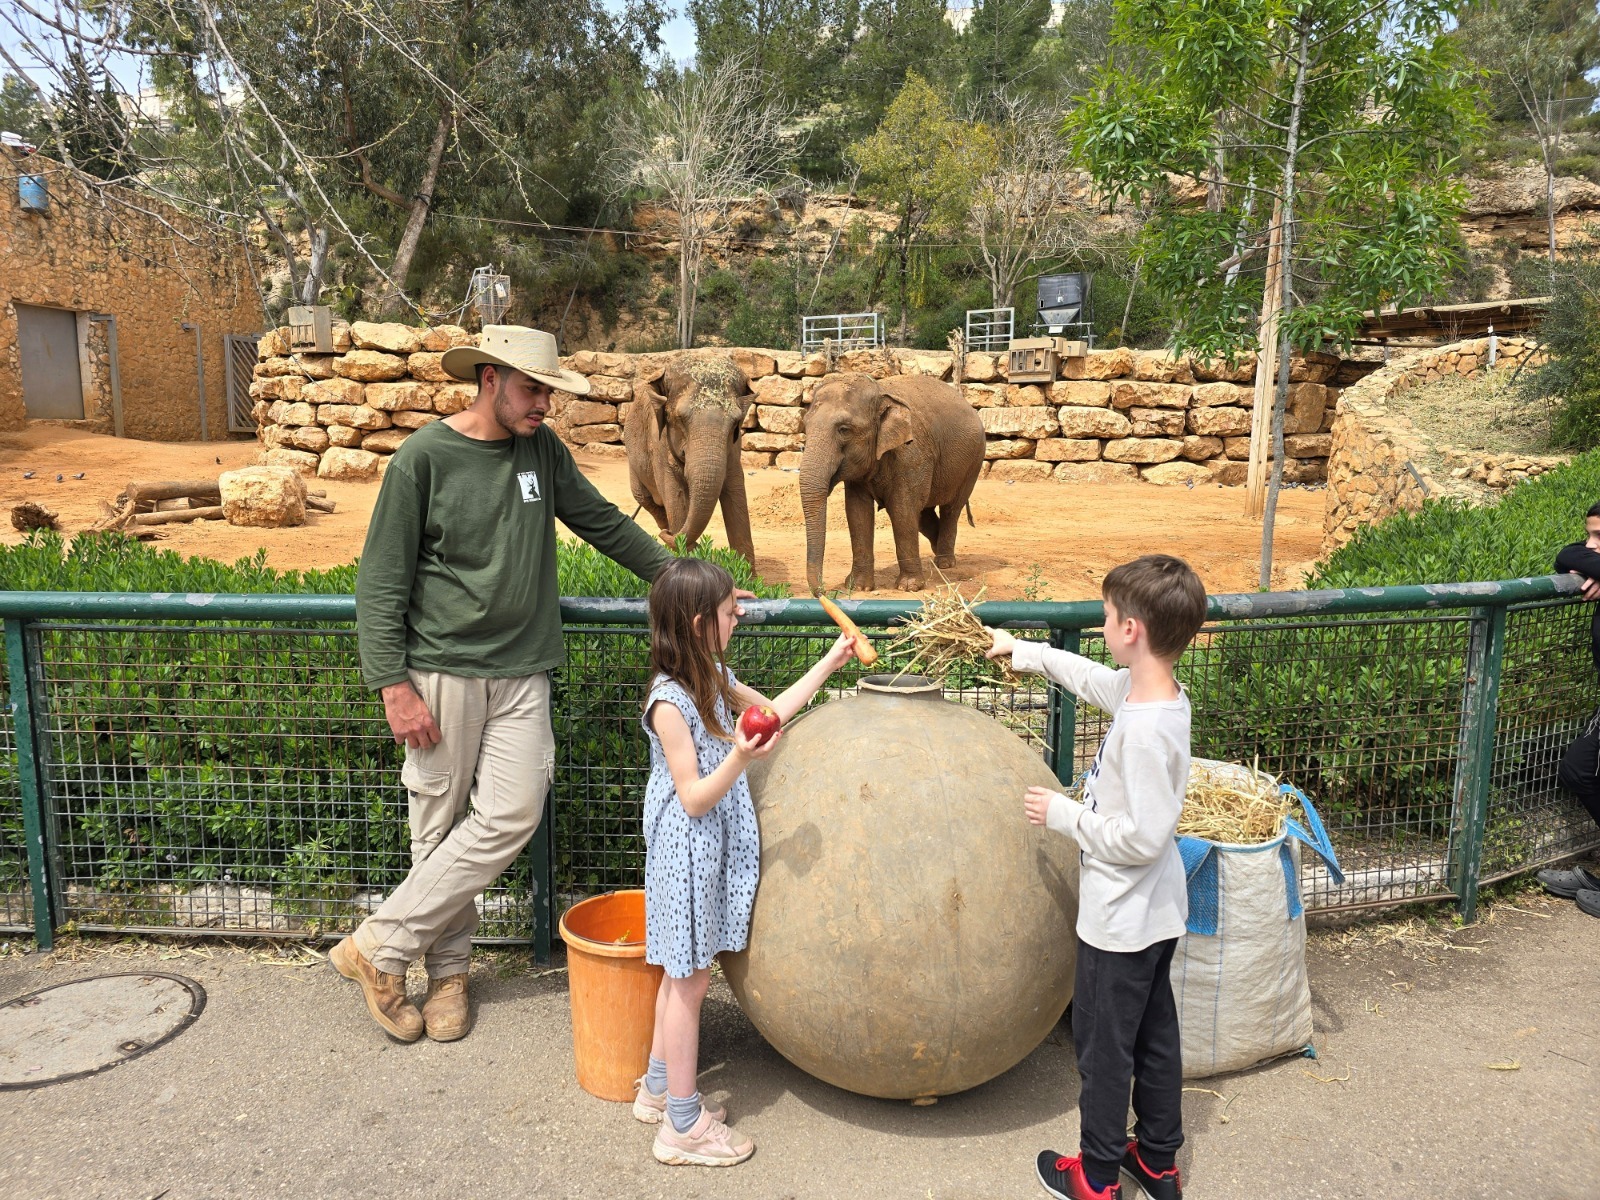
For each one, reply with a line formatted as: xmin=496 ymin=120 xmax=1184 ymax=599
xmin=0 ymin=427 xmax=1329 ymax=597
xmin=0 ymin=887 xmax=1595 ymax=1199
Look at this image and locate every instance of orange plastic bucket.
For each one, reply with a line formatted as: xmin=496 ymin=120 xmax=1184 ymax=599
xmin=558 ymin=889 xmax=663 ymax=1102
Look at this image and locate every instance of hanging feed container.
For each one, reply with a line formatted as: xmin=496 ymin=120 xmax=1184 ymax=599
xmin=19 ymin=173 xmax=48 ymax=214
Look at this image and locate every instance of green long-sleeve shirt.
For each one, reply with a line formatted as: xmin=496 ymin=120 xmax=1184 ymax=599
xmin=356 ymin=420 xmax=672 ymax=689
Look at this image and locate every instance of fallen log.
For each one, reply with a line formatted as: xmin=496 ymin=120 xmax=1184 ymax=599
xmin=131 ymin=506 xmax=226 ymax=526
xmin=306 ymin=496 xmax=337 ymax=514
xmin=10 ymin=502 xmax=59 ymax=532
xmin=127 ymin=480 xmax=222 ymax=505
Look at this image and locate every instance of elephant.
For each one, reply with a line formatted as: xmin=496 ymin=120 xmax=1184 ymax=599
xmin=799 ymin=372 xmax=985 ymax=593
xmin=625 ymin=354 xmax=757 ymax=565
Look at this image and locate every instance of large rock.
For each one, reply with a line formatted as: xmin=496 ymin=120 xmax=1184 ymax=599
xmin=1284 ymin=383 xmax=1330 ymax=434
xmin=392 ymin=411 xmax=441 ymax=430
xmin=419 ymin=324 xmax=472 ymax=352
xmin=407 ymin=352 xmax=453 ymax=383
xmin=963 ymin=353 xmax=1001 ymax=382
xmin=1128 ymin=407 xmax=1187 ymax=437
xmin=988 ymin=460 xmax=1056 ymax=482
xmin=364 ymin=382 xmax=434 ymax=412
xmin=754 ymin=376 xmax=805 ymax=405
xmin=962 ymin=384 xmax=1005 ymax=408
xmin=1141 ymin=461 xmax=1214 ymax=486
xmin=1054 ymin=461 xmax=1141 ymax=484
xmin=742 ymin=432 xmax=805 ymax=453
xmin=316 ymin=404 xmax=390 ymax=431
xmin=1057 ymin=407 xmax=1131 ymax=439
xmin=559 ymin=400 xmax=619 ymax=427
xmin=980 ymin=407 xmax=1059 ymax=439
xmin=432 ymin=383 xmax=476 ymax=415
xmin=250 ymin=375 xmax=303 ymax=403
xmin=1130 ymin=351 xmax=1194 ymax=383
xmin=587 ymin=375 xmax=633 ymax=402
xmin=758 ymin=406 xmax=805 ymax=434
xmin=1191 ymin=382 xmax=1253 ymax=407
xmin=1103 ymin=438 xmax=1183 ymax=465
xmin=1060 ymin=348 xmax=1133 ymax=380
xmin=220 ymin=465 xmax=307 ymax=527
xmin=350 ymin=321 xmax=425 ymax=355
xmin=569 ymin=424 xmax=622 ymax=445
xmin=1035 ymin=438 xmax=1102 ymax=462
xmin=318 ymin=447 xmax=382 ymax=481
xmin=286 ymin=426 xmax=330 ymax=454
xmin=264 ymin=449 xmax=320 ymax=475
xmin=1285 ymin=433 xmax=1332 ymax=457
xmin=326 ymin=424 xmax=364 ymax=449
xmin=1111 ymin=381 xmax=1191 ymax=410
xmin=276 ymin=402 xmax=316 ymax=427
xmin=1005 ymin=384 xmax=1049 ymax=407
xmin=1188 ymin=407 xmax=1254 ymax=437
xmin=362 ymin=428 xmax=414 ymax=454
xmin=1180 ymin=435 xmax=1225 ymax=462
xmin=984 ymin=438 xmax=1036 ymax=460
xmin=895 ymin=350 xmax=953 ymax=378
xmin=1050 ymin=381 xmax=1112 ymax=408
xmin=333 ymin=350 xmax=409 ymax=382
xmin=297 ymin=355 xmax=337 ymax=380
xmin=302 ymin=377 xmax=365 ymax=407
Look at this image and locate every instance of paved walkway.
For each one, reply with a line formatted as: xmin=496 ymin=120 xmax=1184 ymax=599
xmin=0 ymin=893 xmax=1595 ymax=1199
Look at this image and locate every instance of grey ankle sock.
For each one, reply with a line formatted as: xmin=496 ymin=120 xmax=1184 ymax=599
xmin=645 ymin=1056 xmax=668 ymax=1095
xmin=667 ymin=1090 xmax=702 ymax=1134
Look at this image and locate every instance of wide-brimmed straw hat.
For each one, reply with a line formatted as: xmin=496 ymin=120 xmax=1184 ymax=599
xmin=440 ymin=325 xmax=590 ymax=395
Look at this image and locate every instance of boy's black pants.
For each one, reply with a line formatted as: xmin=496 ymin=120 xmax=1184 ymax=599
xmin=1073 ymin=937 xmax=1184 ymax=1184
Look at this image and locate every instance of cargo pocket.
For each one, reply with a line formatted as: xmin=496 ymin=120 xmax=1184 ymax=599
xmin=401 ymin=758 xmax=452 ymax=799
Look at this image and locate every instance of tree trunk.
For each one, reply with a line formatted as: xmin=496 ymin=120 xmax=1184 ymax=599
xmin=300 ymin=224 xmax=330 ymax=307
xmin=379 ymin=106 xmax=453 ymax=317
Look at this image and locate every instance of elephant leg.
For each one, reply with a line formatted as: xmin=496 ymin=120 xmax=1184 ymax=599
xmin=844 ymin=483 xmax=876 ymax=591
xmin=918 ymin=508 xmax=939 ymax=547
xmin=887 ymin=498 xmax=926 ymax=591
xmin=933 ymin=506 xmax=962 ymax=569
xmin=720 ymin=442 xmax=756 ymax=567
xmin=631 ymin=481 xmax=671 ymax=535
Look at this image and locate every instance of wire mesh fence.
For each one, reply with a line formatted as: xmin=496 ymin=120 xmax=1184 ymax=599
xmin=2 ymin=582 xmax=1598 ymax=950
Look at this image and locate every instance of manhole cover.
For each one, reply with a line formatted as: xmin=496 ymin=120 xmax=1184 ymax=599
xmin=0 ymin=972 xmax=206 ymax=1089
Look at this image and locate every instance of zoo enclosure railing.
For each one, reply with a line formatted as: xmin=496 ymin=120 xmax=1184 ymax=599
xmin=965 ymin=307 xmax=1015 ymax=353
xmin=800 ymin=311 xmax=884 ymax=352
xmin=2 ymin=578 xmax=1597 ymax=959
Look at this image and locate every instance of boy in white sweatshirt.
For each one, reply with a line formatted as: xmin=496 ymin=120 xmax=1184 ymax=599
xmin=987 ymin=554 xmax=1207 ymax=1200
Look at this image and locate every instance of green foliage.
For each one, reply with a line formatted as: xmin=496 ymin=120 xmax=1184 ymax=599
xmin=960 ymin=0 xmax=1054 ymax=110
xmin=0 ymin=74 xmax=44 ymax=143
xmin=1520 ymin=246 xmax=1600 ymax=450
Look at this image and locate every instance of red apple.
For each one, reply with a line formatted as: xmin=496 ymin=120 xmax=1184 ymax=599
xmin=738 ymin=704 xmax=781 ymax=746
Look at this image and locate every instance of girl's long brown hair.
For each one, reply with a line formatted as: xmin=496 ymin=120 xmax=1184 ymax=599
xmin=647 ymin=558 xmax=740 ymax=741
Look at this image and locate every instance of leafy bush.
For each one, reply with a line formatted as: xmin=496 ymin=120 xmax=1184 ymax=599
xmin=1520 ymin=246 xmax=1600 ymax=450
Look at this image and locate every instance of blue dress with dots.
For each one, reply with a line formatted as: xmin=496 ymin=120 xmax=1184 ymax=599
xmin=642 ymin=669 xmax=761 ymax=979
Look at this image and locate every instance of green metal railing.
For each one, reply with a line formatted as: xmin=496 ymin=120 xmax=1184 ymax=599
xmin=2 ymin=576 xmax=1597 ymax=957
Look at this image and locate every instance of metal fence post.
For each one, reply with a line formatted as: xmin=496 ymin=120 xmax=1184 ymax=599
xmin=1450 ymin=605 xmax=1506 ymax=922
xmin=5 ymin=620 xmax=54 ymax=949
xmin=1046 ymin=628 xmax=1080 ymax=785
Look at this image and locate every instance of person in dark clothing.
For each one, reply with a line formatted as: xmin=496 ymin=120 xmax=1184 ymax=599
xmin=1538 ymin=501 xmax=1600 ymax=916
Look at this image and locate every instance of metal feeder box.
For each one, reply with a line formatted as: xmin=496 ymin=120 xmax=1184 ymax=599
xmin=1054 ymin=339 xmax=1089 ymax=359
xmin=287 ymin=305 xmax=336 ymax=354
xmin=1006 ymin=337 xmax=1058 ymax=383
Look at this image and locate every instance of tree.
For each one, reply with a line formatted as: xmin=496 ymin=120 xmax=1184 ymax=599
xmin=853 ymin=72 xmax=986 ymax=342
xmin=1069 ymin=0 xmax=1480 ymax=586
xmin=959 ymin=0 xmax=1053 ymax=113
xmin=838 ymin=0 xmax=957 ymax=145
xmin=53 ymin=52 xmax=137 ymax=181
xmin=1458 ymin=0 xmax=1600 ymax=274
xmin=611 ymin=56 xmax=794 ymax=348
xmin=0 ymin=72 xmax=44 ymax=141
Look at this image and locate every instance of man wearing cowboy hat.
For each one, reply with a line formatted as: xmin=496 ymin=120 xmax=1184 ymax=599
xmin=333 ymin=325 xmax=674 ymax=1042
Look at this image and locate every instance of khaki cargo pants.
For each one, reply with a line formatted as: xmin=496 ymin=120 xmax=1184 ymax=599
xmin=354 ymin=669 xmax=555 ymax=978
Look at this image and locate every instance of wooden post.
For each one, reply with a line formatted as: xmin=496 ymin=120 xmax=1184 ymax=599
xmin=1246 ymin=201 xmax=1284 ymax=520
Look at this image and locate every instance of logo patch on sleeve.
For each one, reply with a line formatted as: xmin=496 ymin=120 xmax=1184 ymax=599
xmin=517 ymin=470 xmax=542 ymax=503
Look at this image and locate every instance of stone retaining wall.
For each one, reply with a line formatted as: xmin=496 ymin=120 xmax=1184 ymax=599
xmin=251 ymin=322 xmax=1343 ymax=484
xmin=1323 ymin=336 xmax=1548 ymax=550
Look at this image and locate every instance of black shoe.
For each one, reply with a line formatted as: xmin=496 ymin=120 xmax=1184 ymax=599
xmin=1535 ymin=864 xmax=1600 ymax=898
xmin=1121 ymin=1140 xmax=1182 ymax=1200
xmin=1576 ymin=889 xmax=1600 ymax=919
xmin=1035 ymin=1149 xmax=1123 ymax=1199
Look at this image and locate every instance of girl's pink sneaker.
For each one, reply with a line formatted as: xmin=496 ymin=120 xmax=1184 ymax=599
xmin=651 ymin=1109 xmax=754 ymax=1167
xmin=631 ymin=1078 xmax=726 ymax=1125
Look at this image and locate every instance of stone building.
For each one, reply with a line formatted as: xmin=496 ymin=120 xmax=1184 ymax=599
xmin=0 ymin=147 xmax=262 ymax=440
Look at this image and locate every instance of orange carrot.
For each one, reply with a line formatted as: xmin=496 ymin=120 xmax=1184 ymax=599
xmin=819 ymin=594 xmax=878 ymax=666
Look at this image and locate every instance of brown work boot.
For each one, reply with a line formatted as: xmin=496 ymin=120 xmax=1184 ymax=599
xmin=422 ymin=972 xmax=470 ymax=1042
xmin=329 ymin=937 xmax=423 ymax=1042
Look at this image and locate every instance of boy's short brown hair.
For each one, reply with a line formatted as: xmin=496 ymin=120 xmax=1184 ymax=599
xmin=1102 ymin=554 xmax=1207 ymax=659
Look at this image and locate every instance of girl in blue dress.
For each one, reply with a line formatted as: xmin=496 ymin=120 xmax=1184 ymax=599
xmin=634 ymin=557 xmax=856 ymax=1167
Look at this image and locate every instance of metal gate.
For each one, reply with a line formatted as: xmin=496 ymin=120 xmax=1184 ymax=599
xmin=16 ymin=304 xmax=84 ymax=420
xmin=965 ymin=307 xmax=1014 ymax=352
xmin=223 ymin=333 xmax=262 ymax=432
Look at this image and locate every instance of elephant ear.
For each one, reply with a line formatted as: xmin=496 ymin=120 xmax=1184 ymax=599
xmin=633 ymin=372 xmax=669 ymax=440
xmin=876 ymin=396 xmax=915 ymax=459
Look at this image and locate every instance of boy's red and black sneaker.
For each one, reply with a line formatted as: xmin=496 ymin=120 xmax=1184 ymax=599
xmin=1034 ymin=1150 xmax=1123 ymax=1199
xmin=1121 ymin=1140 xmax=1182 ymax=1200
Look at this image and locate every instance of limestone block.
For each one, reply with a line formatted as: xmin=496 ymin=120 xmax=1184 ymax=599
xmin=1285 ymin=433 xmax=1332 ymax=457
xmin=1057 ymin=407 xmax=1131 ymax=439
xmin=561 ymin=400 xmax=619 ymax=426
xmin=365 ymin=382 xmax=434 ymax=412
xmin=1191 ymin=382 xmax=1253 ymax=407
xmin=981 ymin=407 xmax=1059 ymax=439
xmin=772 ymin=352 xmax=807 ymax=378
xmin=895 ymin=350 xmax=953 ymax=378
xmin=1103 ymin=438 xmax=1182 ymax=465
xmin=963 ymin=384 xmax=1005 ymax=408
xmin=775 ymin=451 xmax=806 ymax=469
xmin=260 ymin=424 xmax=287 ymax=450
xmin=1223 ymin=437 xmax=1252 ymax=460
xmin=333 ymin=350 xmax=409 ymax=382
xmin=420 ymin=325 xmax=473 ymax=352
xmin=286 ymin=426 xmax=330 ymax=454
xmin=432 ymin=384 xmax=476 ymax=415
xmin=742 ymin=451 xmax=777 ymax=469
xmin=257 ymin=329 xmax=287 ymax=359
xmin=362 ymin=428 xmax=414 ymax=454
xmin=1284 ymin=383 xmax=1329 ymax=434
xmin=587 ymin=375 xmax=633 ymax=402
xmin=350 ymin=321 xmax=424 ymax=355
xmin=1130 ymin=351 xmax=1194 ymax=383
xmin=742 ymin=406 xmax=759 ymax=431
xmin=262 ymin=448 xmax=321 ymax=476
xmin=1054 ymin=462 xmax=1140 ymax=484
xmin=331 ymin=322 xmax=353 ymax=352
xmin=1006 ymin=384 xmax=1048 ymax=407
xmin=578 ymin=442 xmax=628 ymax=459
xmin=569 ymin=424 xmax=622 ymax=445
xmin=963 ymin=353 xmax=1001 ymax=382
xmin=989 ymin=460 xmax=1056 ymax=483
xmin=592 ymin=352 xmax=635 ymax=378
xmin=318 ymin=448 xmax=381 ymax=481
xmin=985 ymin=438 xmax=1035 ymax=460
xmin=1180 ymin=436 xmax=1224 ymax=462
xmin=837 ymin=348 xmax=898 ymax=376
xmin=392 ymin=411 xmax=441 ymax=430
xmin=297 ymin=355 xmax=337 ymax=380
xmin=1188 ymin=407 xmax=1253 ymax=437
xmin=221 ymin=465 xmax=308 ymax=528
xmin=755 ymin=376 xmax=805 ymax=405
xmin=743 ymin=432 xmax=805 ymax=453
xmin=1050 ymin=381 xmax=1112 ymax=408
xmin=1191 ymin=353 xmax=1256 ymax=383
xmin=1129 ymin=408 xmax=1186 ymax=437
xmin=258 ymin=356 xmax=302 ymax=378
xmin=1289 ymin=352 xmax=1340 ymax=383
xmin=252 ymin=376 xmax=304 ymax=403
xmin=251 ymin=400 xmax=272 ymax=426
xmin=1060 ymin=347 xmax=1133 ymax=380
xmin=1141 ymin=461 xmax=1213 ymax=486
xmin=617 ymin=403 xmax=633 ymax=427
xmin=1035 ymin=438 xmax=1102 ymax=463
xmin=303 ymin=377 xmax=365 ymax=407
xmin=758 ymin=406 xmax=804 ymax=434
xmin=276 ymin=402 xmax=316 ymax=426
xmin=728 ymin=349 xmax=777 ymax=379
xmin=326 ymin=425 xmax=365 ymax=449
xmin=1210 ymin=460 xmax=1248 ymax=485
xmin=1285 ymin=459 xmax=1327 ymax=484
xmin=316 ymin=404 xmax=390 ymax=431
xmin=407 ymin=352 xmax=453 ymax=383
xmin=1111 ymin=381 xmax=1191 ymax=410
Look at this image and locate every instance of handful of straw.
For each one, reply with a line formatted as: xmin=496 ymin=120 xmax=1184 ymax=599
xmin=879 ymin=584 xmax=1021 ymax=686
xmin=1178 ymin=758 xmax=1292 ymax=845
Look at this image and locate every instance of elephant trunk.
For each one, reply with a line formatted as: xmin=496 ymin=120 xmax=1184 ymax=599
xmin=678 ymin=417 xmax=730 ymax=550
xmin=799 ymin=450 xmax=835 ymax=596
